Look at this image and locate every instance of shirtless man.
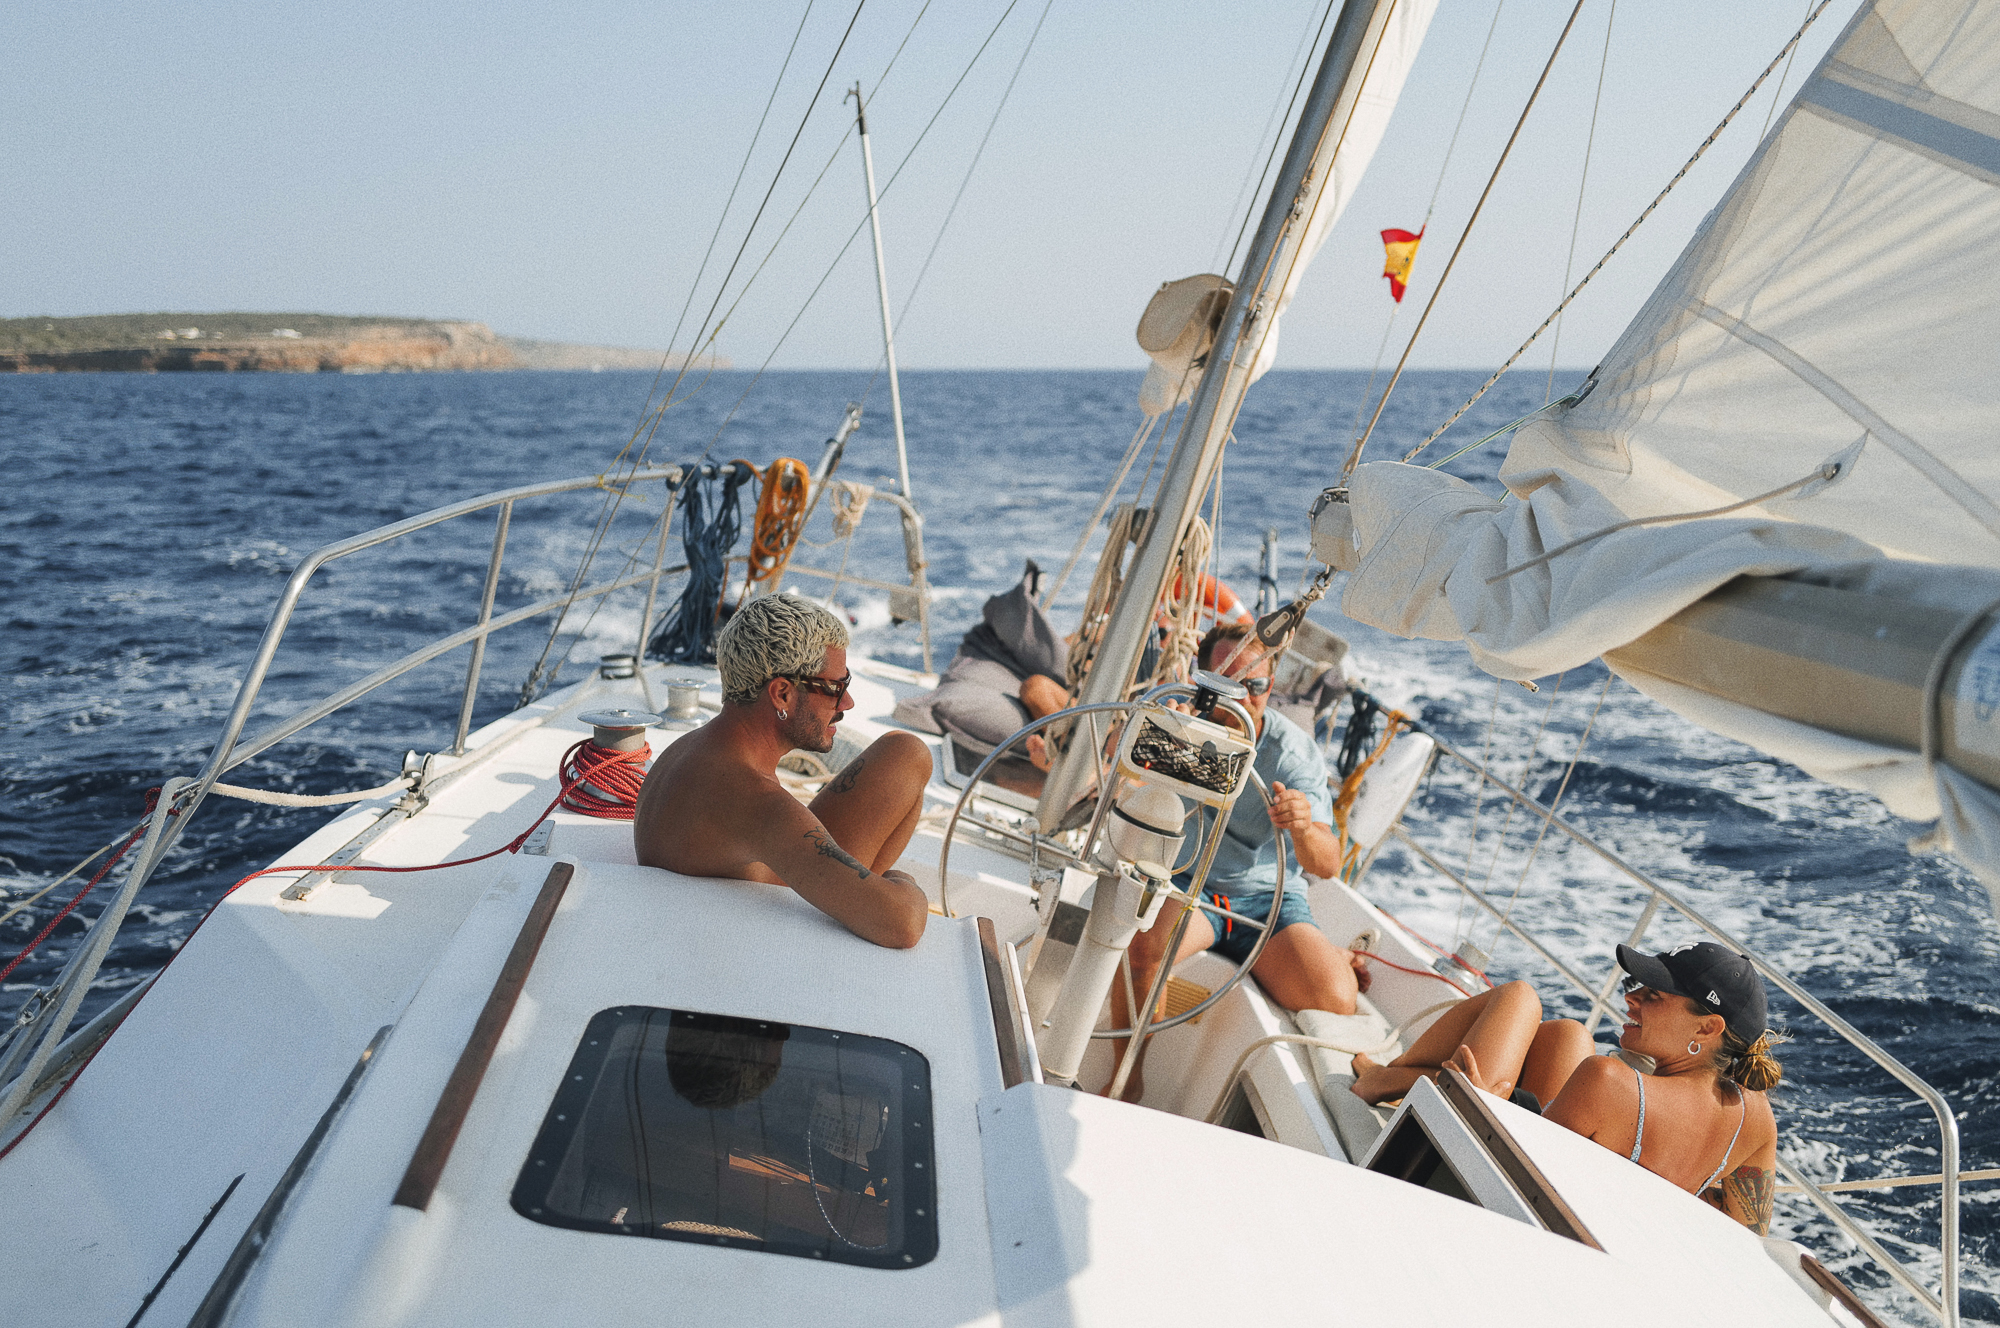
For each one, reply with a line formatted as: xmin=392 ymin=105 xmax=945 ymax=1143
xmin=633 ymin=595 xmax=932 ymax=949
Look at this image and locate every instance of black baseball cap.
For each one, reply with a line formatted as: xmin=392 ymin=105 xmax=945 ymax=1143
xmin=1615 ymin=941 xmax=1768 ymax=1044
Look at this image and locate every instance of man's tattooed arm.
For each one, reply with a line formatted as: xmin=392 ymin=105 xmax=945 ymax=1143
xmin=805 ymin=826 xmax=871 ymax=879
xmin=1701 ymin=1165 xmax=1775 ymax=1235
xmin=828 ymin=752 xmax=865 ymax=796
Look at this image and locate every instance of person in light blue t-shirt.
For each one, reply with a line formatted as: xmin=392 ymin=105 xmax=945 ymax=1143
xmin=1116 ymin=625 xmax=1370 ymax=1098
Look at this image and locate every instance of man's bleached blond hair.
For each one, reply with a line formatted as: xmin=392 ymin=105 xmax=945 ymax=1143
xmin=716 ymin=594 xmax=850 ymax=706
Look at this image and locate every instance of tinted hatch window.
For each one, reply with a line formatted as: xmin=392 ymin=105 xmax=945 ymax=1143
xmin=513 ymin=1007 xmax=936 ymax=1269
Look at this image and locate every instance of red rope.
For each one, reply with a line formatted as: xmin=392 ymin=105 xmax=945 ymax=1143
xmin=1356 ymin=949 xmax=1489 ymax=993
xmin=558 ymin=740 xmax=650 ymax=821
xmin=0 ymin=789 xmax=163 ymax=986
xmin=0 ymin=738 xmax=648 ymax=1158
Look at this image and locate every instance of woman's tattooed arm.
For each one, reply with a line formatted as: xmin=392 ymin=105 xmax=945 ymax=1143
xmin=1702 ymin=1165 xmax=1775 ymax=1234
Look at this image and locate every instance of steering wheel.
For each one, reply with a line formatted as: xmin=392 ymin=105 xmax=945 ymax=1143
xmin=933 ymin=691 xmax=1295 ymax=1041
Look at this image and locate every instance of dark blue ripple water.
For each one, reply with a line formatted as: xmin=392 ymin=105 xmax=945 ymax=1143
xmin=2 ymin=368 xmax=1995 ymax=1320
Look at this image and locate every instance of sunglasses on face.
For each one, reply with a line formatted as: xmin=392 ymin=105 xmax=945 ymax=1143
xmin=783 ymin=672 xmax=852 ymax=703
xmin=1240 ymin=675 xmax=1272 ymax=696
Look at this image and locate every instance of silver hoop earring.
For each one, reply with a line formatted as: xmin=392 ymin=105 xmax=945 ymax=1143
xmin=777 ymin=710 xmax=788 ymax=721
xmin=1688 ymin=1040 xmax=1703 ymax=1056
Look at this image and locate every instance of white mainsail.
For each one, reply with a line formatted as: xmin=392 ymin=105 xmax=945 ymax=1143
xmin=1334 ymin=0 xmax=2000 ymax=898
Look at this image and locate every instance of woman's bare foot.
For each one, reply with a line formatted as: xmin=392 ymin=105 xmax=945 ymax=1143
xmin=1349 ymin=1052 xmax=1405 ymax=1105
xmin=1026 ymin=734 xmax=1052 ymax=771
xmin=1444 ymin=1044 xmax=1512 ymax=1098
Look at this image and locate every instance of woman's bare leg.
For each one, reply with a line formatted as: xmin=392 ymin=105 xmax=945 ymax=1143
xmin=809 ymin=732 xmax=932 ymax=872
xmin=1519 ymin=1018 xmax=1594 ymax=1106
xmin=1351 ymin=980 xmax=1542 ymax=1105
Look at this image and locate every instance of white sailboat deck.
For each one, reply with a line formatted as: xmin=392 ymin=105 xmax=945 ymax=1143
xmin=0 ymin=663 xmax=1860 ymax=1327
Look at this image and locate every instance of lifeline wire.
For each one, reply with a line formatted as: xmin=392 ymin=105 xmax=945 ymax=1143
xmin=1342 ymin=0 xmax=1592 ymax=482
xmin=1402 ymin=0 xmax=1836 ymax=465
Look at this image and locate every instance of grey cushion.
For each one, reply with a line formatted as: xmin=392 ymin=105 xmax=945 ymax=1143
xmin=930 ymin=657 xmax=1034 ymax=748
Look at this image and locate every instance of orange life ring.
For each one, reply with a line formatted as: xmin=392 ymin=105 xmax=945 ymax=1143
xmin=1161 ymin=572 xmax=1252 ymax=630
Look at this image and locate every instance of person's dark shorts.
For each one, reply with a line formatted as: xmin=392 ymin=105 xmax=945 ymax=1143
xmin=1200 ymin=884 xmax=1316 ymax=964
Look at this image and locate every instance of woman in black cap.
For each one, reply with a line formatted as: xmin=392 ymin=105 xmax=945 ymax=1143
xmin=1450 ymin=941 xmax=1784 ymax=1233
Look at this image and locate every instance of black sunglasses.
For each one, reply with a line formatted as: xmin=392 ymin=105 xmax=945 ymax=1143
xmin=1240 ymin=675 xmax=1271 ymax=696
xmin=782 ymin=672 xmax=852 ymax=703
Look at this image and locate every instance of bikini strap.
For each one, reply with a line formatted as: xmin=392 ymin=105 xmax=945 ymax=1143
xmin=1698 ymin=1084 xmax=1748 ymax=1195
xmin=1629 ymin=1064 xmax=1646 ymax=1163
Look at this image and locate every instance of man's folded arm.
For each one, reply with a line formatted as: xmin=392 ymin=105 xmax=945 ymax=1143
xmin=762 ymin=800 xmax=929 ymax=949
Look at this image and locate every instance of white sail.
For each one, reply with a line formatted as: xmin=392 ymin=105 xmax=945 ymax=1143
xmin=1251 ymin=0 xmax=1437 ymax=381
xmin=1335 ymin=0 xmax=2000 ymax=895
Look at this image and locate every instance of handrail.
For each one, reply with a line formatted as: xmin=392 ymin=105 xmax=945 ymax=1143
xmin=0 ymin=468 xmax=683 ymax=1118
xmin=1398 ymin=732 xmax=1961 ymax=1326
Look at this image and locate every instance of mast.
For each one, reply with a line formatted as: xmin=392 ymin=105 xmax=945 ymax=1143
xmin=850 ymin=83 xmax=913 ymax=503
xmin=1037 ymin=0 xmax=1414 ymax=827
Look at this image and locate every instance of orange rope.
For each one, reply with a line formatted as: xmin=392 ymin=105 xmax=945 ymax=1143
xmin=745 ymin=457 xmax=812 ymax=585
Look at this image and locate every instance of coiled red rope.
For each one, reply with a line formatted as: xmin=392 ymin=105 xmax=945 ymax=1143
xmin=558 ymin=740 xmax=649 ymax=821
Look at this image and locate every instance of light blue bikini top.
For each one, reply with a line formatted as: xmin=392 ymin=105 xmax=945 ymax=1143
xmin=1630 ymin=1065 xmax=1745 ymax=1194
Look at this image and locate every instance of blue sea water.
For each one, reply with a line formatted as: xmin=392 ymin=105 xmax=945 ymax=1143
xmin=2 ymin=368 xmax=1995 ymax=1320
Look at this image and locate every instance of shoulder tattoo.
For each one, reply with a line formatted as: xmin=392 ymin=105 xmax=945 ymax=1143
xmin=1702 ymin=1165 xmax=1775 ymax=1235
xmin=829 ymin=752 xmax=865 ymax=796
xmin=805 ymin=826 xmax=871 ymax=879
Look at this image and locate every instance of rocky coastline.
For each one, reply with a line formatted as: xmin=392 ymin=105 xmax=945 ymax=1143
xmin=0 ymin=314 xmax=721 ymax=373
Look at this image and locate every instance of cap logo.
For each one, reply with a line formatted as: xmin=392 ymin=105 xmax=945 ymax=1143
xmin=1707 ymin=990 xmax=1721 ymax=1005
xmin=1669 ymin=943 xmax=1697 ymax=955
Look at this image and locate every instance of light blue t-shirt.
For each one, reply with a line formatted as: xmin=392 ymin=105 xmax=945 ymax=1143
xmin=1172 ymin=709 xmax=1333 ymax=897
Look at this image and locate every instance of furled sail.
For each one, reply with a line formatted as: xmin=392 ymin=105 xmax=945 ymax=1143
xmin=1333 ymin=0 xmax=2000 ymax=899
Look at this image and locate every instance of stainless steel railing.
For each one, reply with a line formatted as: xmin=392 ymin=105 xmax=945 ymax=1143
xmin=0 ymin=466 xmax=685 ymax=1137
xmin=1386 ymin=732 xmax=1964 ymax=1326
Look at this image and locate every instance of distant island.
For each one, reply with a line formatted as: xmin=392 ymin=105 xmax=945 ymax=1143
xmin=0 ymin=314 xmax=726 ymax=374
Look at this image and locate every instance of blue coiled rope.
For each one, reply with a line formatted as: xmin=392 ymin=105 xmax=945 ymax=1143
xmin=649 ymin=461 xmax=756 ymax=663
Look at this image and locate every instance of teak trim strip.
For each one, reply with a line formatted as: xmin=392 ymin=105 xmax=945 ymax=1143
xmin=1438 ymin=1065 xmax=1603 ymax=1249
xmin=394 ymin=860 xmax=574 ymax=1210
xmin=1801 ymin=1253 xmax=1891 ymax=1328
xmin=976 ymin=917 xmax=1030 ymax=1088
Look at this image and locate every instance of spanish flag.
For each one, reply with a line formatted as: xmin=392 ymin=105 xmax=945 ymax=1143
xmin=1381 ymin=226 xmax=1424 ymax=303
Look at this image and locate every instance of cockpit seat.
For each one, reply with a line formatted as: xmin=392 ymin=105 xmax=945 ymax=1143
xmin=1295 ymin=1001 xmax=1401 ymax=1162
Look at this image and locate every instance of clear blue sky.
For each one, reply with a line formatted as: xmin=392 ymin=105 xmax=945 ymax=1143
xmin=3 ymin=1 xmax=1844 ymax=370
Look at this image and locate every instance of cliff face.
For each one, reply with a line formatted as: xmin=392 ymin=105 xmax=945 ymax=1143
xmin=0 ymin=317 xmax=518 ymax=373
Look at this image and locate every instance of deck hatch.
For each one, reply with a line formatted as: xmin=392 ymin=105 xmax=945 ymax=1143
xmin=511 ymin=1007 xmax=937 ymax=1269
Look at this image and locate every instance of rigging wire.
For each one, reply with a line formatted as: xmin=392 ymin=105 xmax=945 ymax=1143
xmin=1345 ymin=0 xmax=1507 ymax=441
xmin=1341 ymin=0 xmax=1592 ymax=482
xmin=1757 ymin=0 xmax=1817 ymax=144
xmin=642 ymin=0 xmax=822 ymax=425
xmin=861 ymin=0 xmax=1055 ymax=406
xmin=1212 ymin=0 xmax=1336 ymax=275
xmin=692 ymin=0 xmax=1029 ymax=465
xmin=1546 ymin=0 xmax=1614 ymax=404
xmin=1400 ymin=0 xmax=1836 ymax=466
xmin=1491 ymin=669 xmax=1614 ymax=947
xmin=1474 ymin=672 xmax=1564 ymax=898
xmin=518 ymin=1 xmax=871 ymax=701
xmin=1221 ymin=0 xmax=1342 ymax=282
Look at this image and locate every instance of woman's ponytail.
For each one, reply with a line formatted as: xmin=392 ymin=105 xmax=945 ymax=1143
xmin=1721 ymin=1029 xmax=1784 ymax=1092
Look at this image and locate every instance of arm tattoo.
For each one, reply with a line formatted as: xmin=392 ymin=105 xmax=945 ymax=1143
xmin=829 ymin=752 xmax=865 ymax=796
xmin=1702 ymin=1165 xmax=1775 ymax=1235
xmin=805 ymin=827 xmax=871 ymax=880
